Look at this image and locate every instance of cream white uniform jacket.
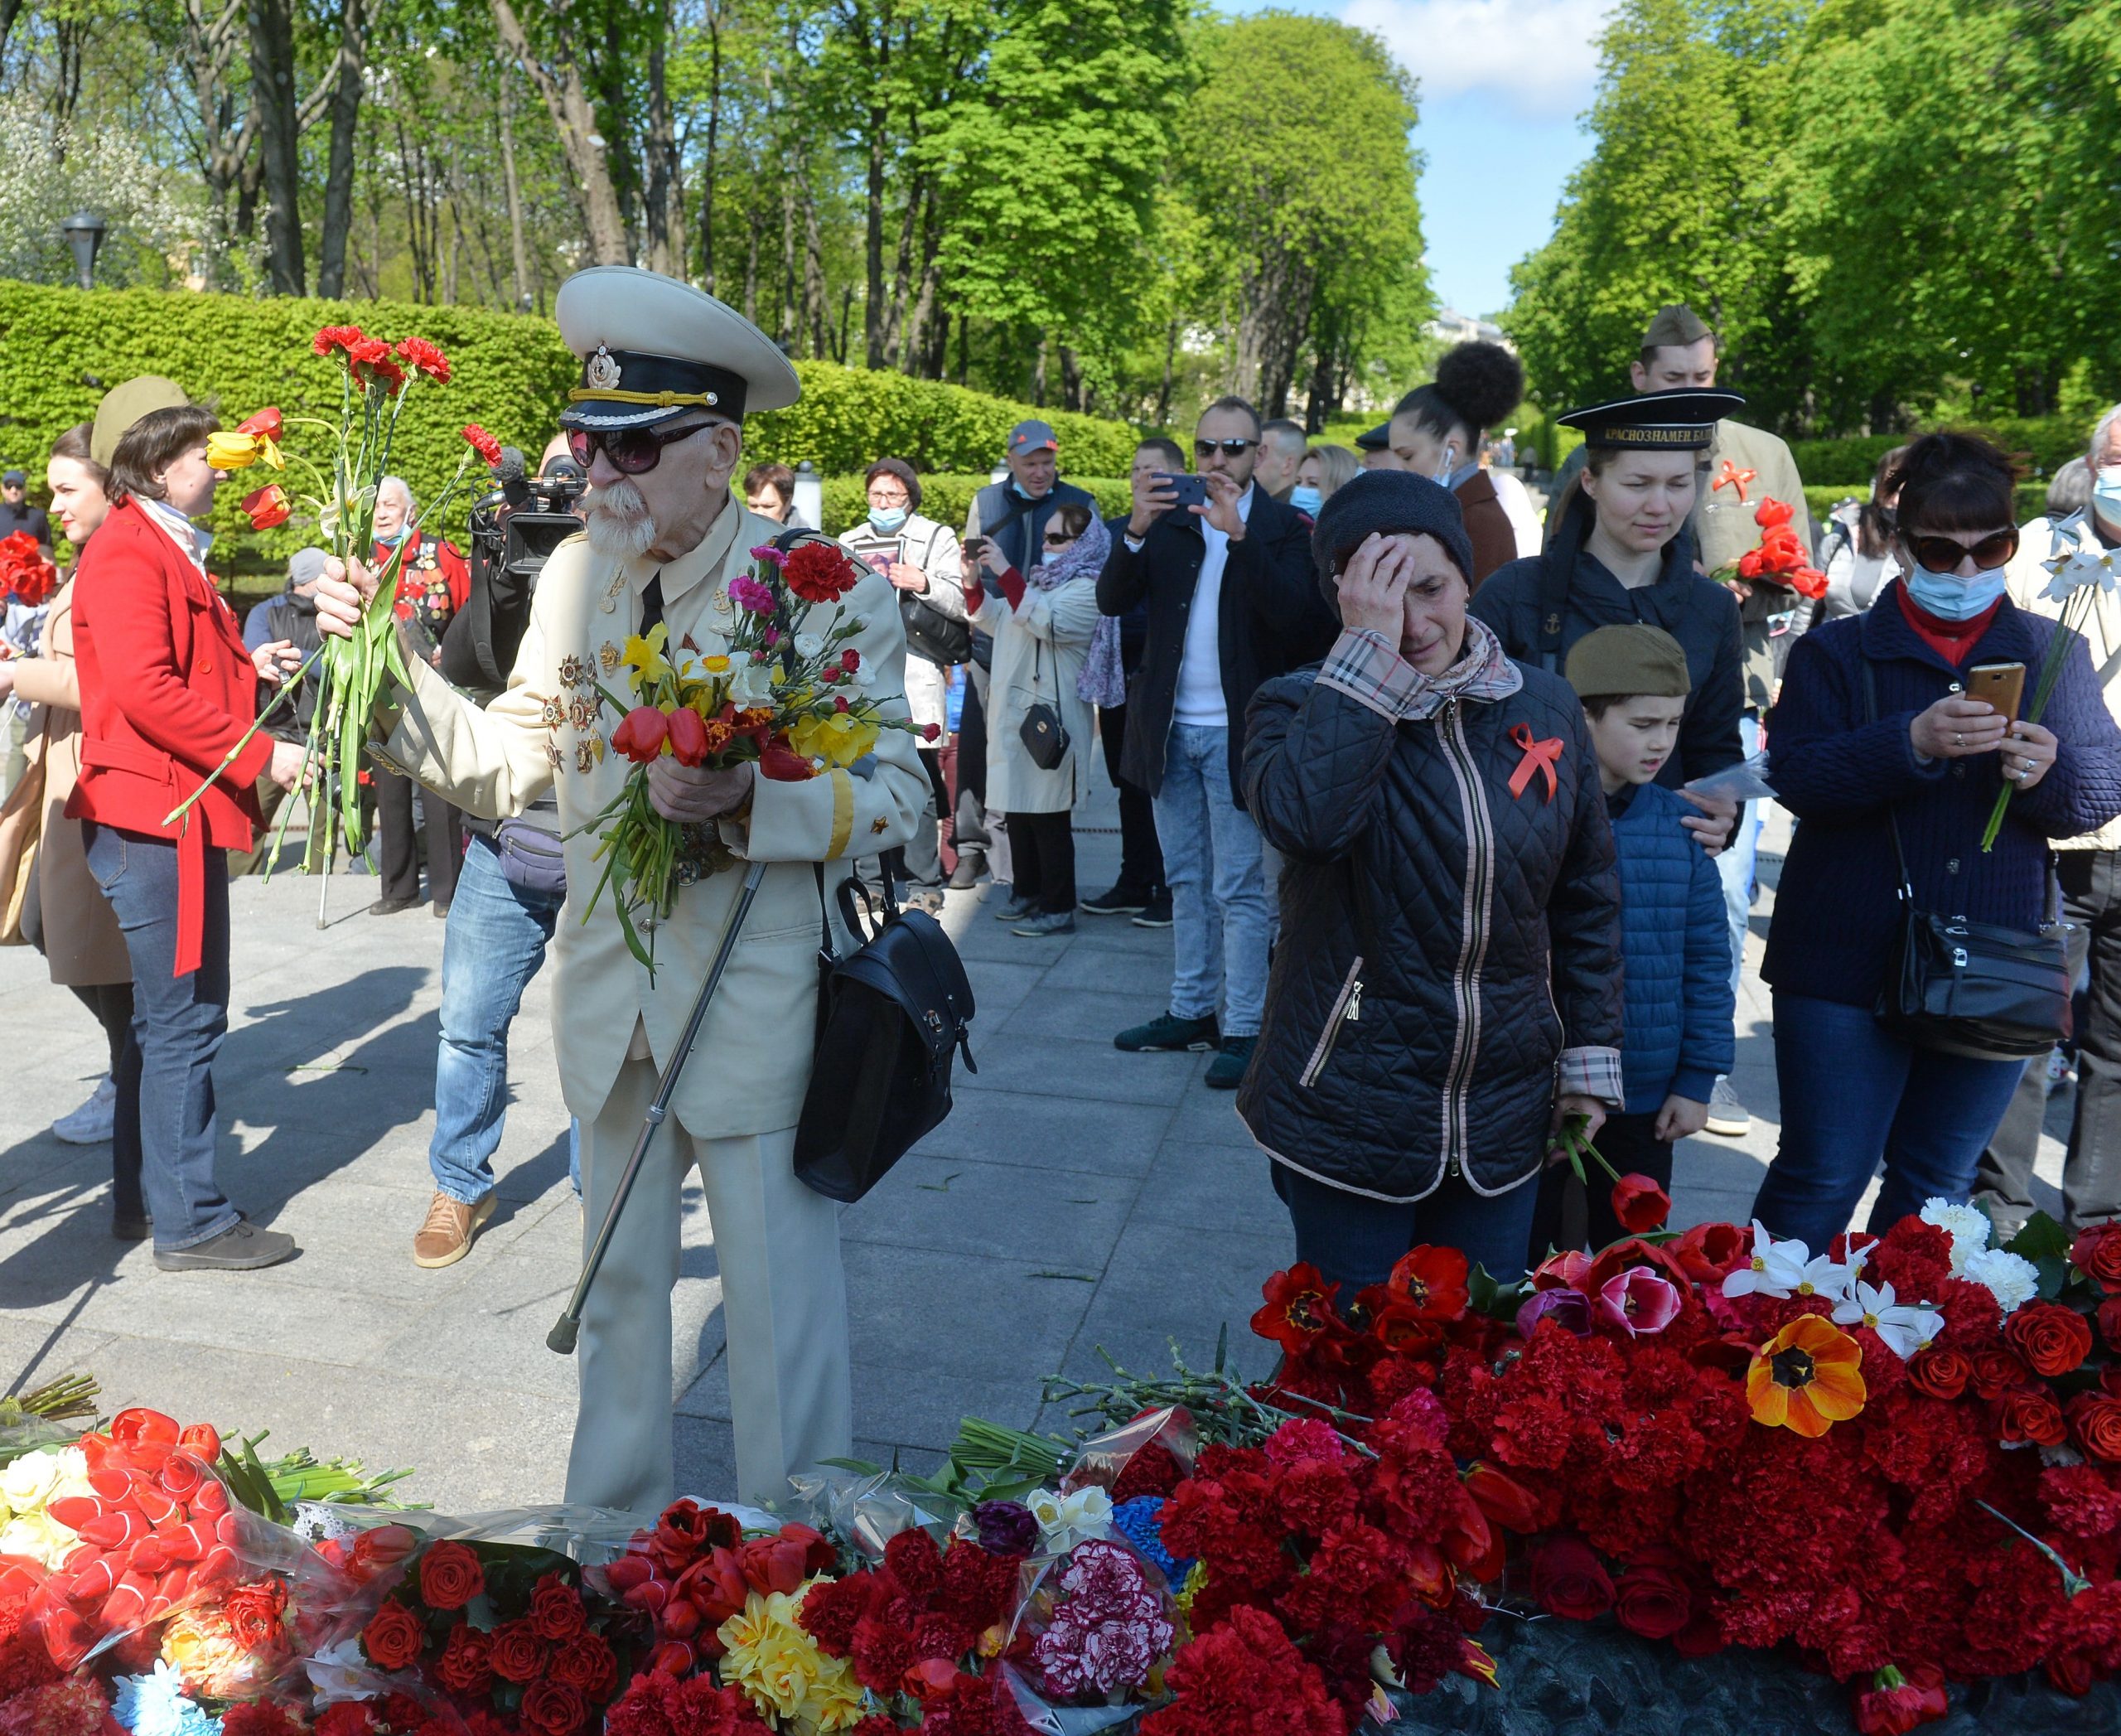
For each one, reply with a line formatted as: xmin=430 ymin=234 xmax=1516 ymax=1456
xmin=375 ymin=493 xmax=929 ymax=1134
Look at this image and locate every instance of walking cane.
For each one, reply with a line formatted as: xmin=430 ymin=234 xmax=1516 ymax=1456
xmin=548 ymin=857 xmax=771 ymax=1355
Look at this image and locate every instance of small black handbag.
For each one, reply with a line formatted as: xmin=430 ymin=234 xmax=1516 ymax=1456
xmin=1863 ymin=660 xmax=2072 ymax=1061
xmin=795 ymin=869 xmax=978 ymax=1202
xmin=1018 ymin=639 xmax=1070 ymax=772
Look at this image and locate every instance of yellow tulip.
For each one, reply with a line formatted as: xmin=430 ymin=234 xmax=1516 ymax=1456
xmin=205 ymin=432 xmax=260 ymax=471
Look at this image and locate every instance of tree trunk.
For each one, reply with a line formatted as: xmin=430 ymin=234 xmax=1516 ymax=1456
xmin=863 ymin=100 xmax=888 ymax=367
xmin=499 ymin=74 xmax=532 ymax=309
xmin=247 ymin=0 xmax=306 ymax=293
xmin=175 ymin=0 xmax=261 ymax=292
xmin=698 ymin=0 xmax=722 ymax=292
xmin=643 ymin=0 xmax=686 ymax=277
xmin=489 ymin=0 xmax=631 ymax=265
xmin=0 ymin=1 xmax=24 ymax=65
xmin=772 ymin=183 xmax=793 ymax=338
xmin=51 ymin=10 xmax=86 ymax=139
xmin=313 ymin=0 xmax=366 ymax=297
xmin=1032 ymin=334 xmax=1049 ymax=407
xmin=1156 ymin=320 xmax=1178 ymax=428
xmin=803 ymin=176 xmax=828 ymax=358
xmin=1059 ymin=346 xmax=1083 ymax=413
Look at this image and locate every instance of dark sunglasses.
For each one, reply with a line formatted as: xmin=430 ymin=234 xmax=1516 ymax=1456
xmin=1906 ymin=528 xmax=2019 ymax=572
xmin=1043 ymin=530 xmax=1075 ymax=547
xmin=566 ymin=420 xmax=712 ymax=476
xmin=1195 ymin=438 xmax=1256 ymax=457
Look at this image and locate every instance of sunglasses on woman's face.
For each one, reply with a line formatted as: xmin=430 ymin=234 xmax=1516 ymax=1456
xmin=1906 ymin=529 xmax=2019 ymax=572
xmin=1043 ymin=531 xmax=1075 ymax=547
xmin=566 ymin=420 xmax=711 ymax=476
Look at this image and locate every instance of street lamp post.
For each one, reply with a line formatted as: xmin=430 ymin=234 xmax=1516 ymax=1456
xmin=60 ymin=211 xmax=106 ymax=290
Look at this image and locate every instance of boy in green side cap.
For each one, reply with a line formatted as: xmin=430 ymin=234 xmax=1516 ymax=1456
xmin=1529 ymin=624 xmax=1737 ymax=1259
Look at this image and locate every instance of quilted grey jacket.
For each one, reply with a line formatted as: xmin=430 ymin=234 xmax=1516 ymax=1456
xmin=1236 ymin=627 xmax=1625 ymax=1202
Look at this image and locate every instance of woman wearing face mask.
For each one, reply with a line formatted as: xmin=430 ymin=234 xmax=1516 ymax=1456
xmin=69 ymin=402 xmax=308 ymax=1270
xmin=1288 ymin=444 xmax=1359 ymax=521
xmin=964 ymin=502 xmax=1108 ymax=937
xmin=1239 ymin=471 xmax=1623 ymax=1286
xmin=369 ymin=475 xmax=471 ymax=916
xmin=1385 ymin=341 xmax=1524 ymax=587
xmin=1750 ymin=433 xmax=2121 ymax=1250
xmin=1471 ymin=390 xmax=1747 ymax=858
xmin=838 ymin=456 xmax=963 ymax=912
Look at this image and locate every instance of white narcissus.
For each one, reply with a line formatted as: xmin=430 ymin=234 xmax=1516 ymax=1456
xmin=1832 ymin=1279 xmax=1945 ymax=1360
xmin=1722 ymin=1220 xmax=1812 ymax=1300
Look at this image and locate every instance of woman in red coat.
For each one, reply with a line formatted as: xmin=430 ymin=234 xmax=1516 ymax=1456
xmin=69 ymin=403 xmax=307 ymax=1271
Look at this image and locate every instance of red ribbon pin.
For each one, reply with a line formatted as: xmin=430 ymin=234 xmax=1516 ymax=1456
xmin=1713 ymin=460 xmax=1756 ymax=503
xmin=1508 ymin=723 xmax=1564 ymax=803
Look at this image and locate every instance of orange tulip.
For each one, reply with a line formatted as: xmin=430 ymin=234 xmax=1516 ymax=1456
xmin=1747 ymin=1315 xmax=1867 ymax=1437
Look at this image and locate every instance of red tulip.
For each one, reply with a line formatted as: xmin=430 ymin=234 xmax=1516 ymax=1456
xmin=647 ymin=1641 xmax=694 ymax=1676
xmin=191 ymin=1477 xmax=228 ymax=1516
xmin=611 ymin=706 xmax=669 ymax=764
xmin=758 ymin=741 xmax=815 ymax=781
xmin=80 ymin=1511 xmax=148 ymax=1551
xmin=665 ymin=704 xmax=709 ymax=767
xmin=237 ymin=407 xmax=283 ymax=441
xmin=47 ymin=1497 xmax=103 ymax=1532
xmin=1463 ymin=1462 xmax=1542 ymax=1533
xmin=241 ymin=485 xmax=290 ymax=530
xmin=1610 ymin=1173 xmax=1671 ymax=1234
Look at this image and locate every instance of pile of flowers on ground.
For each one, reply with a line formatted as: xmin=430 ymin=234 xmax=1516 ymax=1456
xmin=1255 ymin=1174 xmax=2121 ymax=1731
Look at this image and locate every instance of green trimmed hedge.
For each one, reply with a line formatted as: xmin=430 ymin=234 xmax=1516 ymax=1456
xmin=1801 ymin=484 xmax=2047 ymax=529
xmin=0 ymin=279 xmax=1142 ymax=572
xmin=1789 ymin=417 xmax=2090 ymax=486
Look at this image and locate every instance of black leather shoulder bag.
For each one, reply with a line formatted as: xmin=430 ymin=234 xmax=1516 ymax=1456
xmin=1863 ymin=658 xmax=2072 ymax=1061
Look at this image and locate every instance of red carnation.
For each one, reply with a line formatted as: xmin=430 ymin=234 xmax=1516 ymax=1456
xmin=1529 ymin=1535 xmax=1614 ymax=1621
xmin=1110 ymin=1439 xmax=1184 ymax=1502
xmin=315 ymin=1705 xmax=376 ymax=1736
xmin=360 ymin=1600 xmax=423 ymax=1671
xmin=313 ymin=323 xmax=364 ymax=356
xmin=418 ymin=1539 xmax=484 ymax=1609
xmin=394 ymin=337 xmax=452 ymax=383
xmin=2003 ymin=1300 xmax=2094 ymax=1378
xmin=1252 ymin=1263 xmax=1341 ymax=1356
xmin=781 ymin=540 xmax=860 ymax=605
xmin=1852 ymin=1665 xmax=1948 ymax=1735
xmin=463 ymin=424 xmax=504 ymax=467
xmin=1610 ymin=1174 xmax=1671 ymax=1235
xmin=1142 ymin=1604 xmax=1345 ymax=1736
xmin=1387 ymin=1244 xmax=1470 ymax=1319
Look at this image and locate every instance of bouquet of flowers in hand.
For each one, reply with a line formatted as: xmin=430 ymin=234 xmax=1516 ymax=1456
xmin=577 ymin=536 xmax=936 ymax=978
xmin=1716 ymin=497 xmax=1826 ymax=600
xmin=165 ymin=331 xmax=498 ymax=868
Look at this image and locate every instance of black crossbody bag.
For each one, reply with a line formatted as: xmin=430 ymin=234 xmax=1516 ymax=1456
xmin=1018 ymin=636 xmax=1070 ymax=772
xmin=1863 ymin=659 xmax=2072 ymax=1061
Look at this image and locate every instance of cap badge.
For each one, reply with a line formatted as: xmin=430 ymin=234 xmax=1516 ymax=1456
xmin=586 ymin=346 xmax=622 ymax=391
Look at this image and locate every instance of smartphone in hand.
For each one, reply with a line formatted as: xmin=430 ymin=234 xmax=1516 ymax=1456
xmin=1157 ymin=472 xmax=1208 ymax=510
xmin=1967 ymin=661 xmax=2025 ymax=721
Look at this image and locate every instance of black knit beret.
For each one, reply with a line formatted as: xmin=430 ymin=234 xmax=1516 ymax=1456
xmin=1309 ymin=469 xmax=1476 ymax=606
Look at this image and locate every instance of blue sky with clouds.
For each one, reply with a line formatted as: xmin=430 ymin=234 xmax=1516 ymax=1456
xmin=1220 ymin=0 xmax=1616 ymax=320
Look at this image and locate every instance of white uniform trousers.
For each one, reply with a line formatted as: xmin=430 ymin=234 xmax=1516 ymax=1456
xmin=563 ymin=1057 xmax=853 ymax=1512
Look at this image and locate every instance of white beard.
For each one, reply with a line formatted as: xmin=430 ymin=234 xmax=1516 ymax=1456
xmin=584 ymin=476 xmax=658 ymax=560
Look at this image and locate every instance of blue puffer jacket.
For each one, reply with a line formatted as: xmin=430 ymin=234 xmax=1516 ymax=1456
xmin=1609 ymin=781 xmax=1734 ymax=1113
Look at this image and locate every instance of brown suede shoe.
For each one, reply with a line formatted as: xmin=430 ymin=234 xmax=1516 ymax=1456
xmin=413 ymin=1191 xmax=495 ymax=1269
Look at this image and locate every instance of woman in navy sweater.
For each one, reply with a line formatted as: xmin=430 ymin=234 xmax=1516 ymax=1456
xmin=1753 ymin=434 xmax=2121 ymax=1247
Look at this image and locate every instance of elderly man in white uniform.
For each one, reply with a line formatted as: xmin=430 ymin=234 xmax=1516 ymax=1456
xmin=312 ymin=267 xmax=929 ymax=1511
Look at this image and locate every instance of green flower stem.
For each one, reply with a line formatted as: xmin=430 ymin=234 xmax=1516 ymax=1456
xmin=161 ymin=643 xmax=327 ymax=829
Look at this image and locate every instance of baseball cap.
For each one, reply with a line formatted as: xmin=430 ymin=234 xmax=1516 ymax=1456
xmin=1007 ymin=420 xmax=1057 ymax=457
xmin=1 ymin=470 xmax=23 ymax=486
xmin=289 ymin=547 xmax=331 ymax=587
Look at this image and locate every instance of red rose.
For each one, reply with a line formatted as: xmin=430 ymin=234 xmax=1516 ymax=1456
xmin=782 ymin=541 xmax=861 ymax=605
xmin=1969 ymin=1347 xmax=2030 ymax=1400
xmin=547 ymin=1632 xmax=617 ymax=1701
xmin=2069 ymin=1393 xmax=2121 ymax=1463
xmin=611 ymin=706 xmax=669 ymax=764
xmin=220 ymin=1581 xmax=287 ymax=1651
xmin=1613 ymin=1549 xmax=1693 ymax=1641
xmin=418 ymin=1540 xmax=484 ymax=1611
xmin=1529 ymin=1535 xmax=1614 ymax=1621
xmin=520 ymin=1680 xmax=587 ymax=1736
xmin=361 ymin=1600 xmax=423 ymax=1672
xmin=2070 ymin=1221 xmax=2121 ymax=1285
xmin=1610 ymin=1174 xmax=1671 ymax=1235
xmin=1995 ymin=1386 xmax=2068 ymax=1447
xmin=487 ymin=1618 xmax=549 ymax=1685
xmin=462 ymin=424 xmax=504 ymax=467
xmin=432 ymin=1622 xmax=493 ymax=1695
xmin=530 ymin=1572 xmax=589 ymax=1642
xmin=2003 ymin=1300 xmax=2094 ymax=1377
xmin=1906 ymin=1347 xmax=1970 ymax=1400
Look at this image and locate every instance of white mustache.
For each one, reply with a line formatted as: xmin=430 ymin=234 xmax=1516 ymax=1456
xmin=585 ymin=476 xmax=656 ymax=559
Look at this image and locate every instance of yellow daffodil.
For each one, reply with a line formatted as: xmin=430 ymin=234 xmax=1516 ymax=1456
xmin=789 ymin=710 xmax=878 ymax=769
xmin=717 ymin=1584 xmax=866 ymax=1734
xmin=622 ymin=624 xmax=672 ymax=688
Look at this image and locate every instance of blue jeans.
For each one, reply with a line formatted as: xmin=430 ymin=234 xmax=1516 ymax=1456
xmin=429 ymin=834 xmax=578 ymax=1203
xmin=1714 ymin=713 xmax=1763 ymax=1010
xmin=1751 ymin=993 xmax=2028 ymax=1248
xmin=84 ymin=824 xmax=239 ymax=1251
xmin=1273 ymin=1161 xmax=1542 ymax=1289
xmin=1153 ymin=724 xmax=1269 ymax=1037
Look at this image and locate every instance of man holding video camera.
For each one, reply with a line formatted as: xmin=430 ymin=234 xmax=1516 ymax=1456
xmin=1096 ymin=395 xmax=1333 ymax=1089
xmin=408 ymin=441 xmax=587 ymax=1269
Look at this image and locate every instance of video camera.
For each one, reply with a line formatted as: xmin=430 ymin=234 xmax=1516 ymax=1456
xmin=446 ymin=445 xmax=587 ymax=699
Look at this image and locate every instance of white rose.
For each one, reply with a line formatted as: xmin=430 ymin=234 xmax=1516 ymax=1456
xmin=0 ymin=1510 xmax=77 ymax=1569
xmin=0 ymin=1448 xmax=65 ymax=1514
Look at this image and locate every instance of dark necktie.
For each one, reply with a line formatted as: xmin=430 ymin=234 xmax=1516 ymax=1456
xmin=640 ymin=571 xmax=664 ymax=636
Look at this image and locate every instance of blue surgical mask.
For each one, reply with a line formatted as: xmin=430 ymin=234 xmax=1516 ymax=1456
xmin=2094 ymin=465 xmax=2121 ymax=525
xmin=1289 ymin=485 xmax=1322 ymax=515
xmin=1906 ymin=563 xmax=2008 ymax=621
xmin=376 ymin=525 xmax=408 ymax=548
xmin=868 ymin=505 xmax=908 ymax=534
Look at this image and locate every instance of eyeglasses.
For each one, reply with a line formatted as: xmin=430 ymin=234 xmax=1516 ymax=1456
xmin=566 ymin=420 xmax=713 ymax=476
xmin=1906 ymin=529 xmax=2019 ymax=572
xmin=1195 ymin=438 xmax=1256 ymax=458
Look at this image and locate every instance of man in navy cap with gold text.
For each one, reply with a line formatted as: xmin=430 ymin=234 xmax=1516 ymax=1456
xmin=312 ymin=267 xmax=930 ymax=1511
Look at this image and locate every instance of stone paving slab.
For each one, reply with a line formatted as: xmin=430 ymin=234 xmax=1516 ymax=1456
xmin=0 ymin=786 xmax=2070 ymax=1518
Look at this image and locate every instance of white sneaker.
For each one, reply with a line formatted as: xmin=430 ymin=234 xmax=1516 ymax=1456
xmin=52 ymin=1076 xmax=117 ymax=1145
xmin=1704 ymin=1076 xmax=1750 ymax=1138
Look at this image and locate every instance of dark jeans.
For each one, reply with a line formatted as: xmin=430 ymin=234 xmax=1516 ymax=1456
xmin=1527 ymin=1110 xmax=1670 ymax=1265
xmin=954 ymin=670 xmax=993 ymax=858
xmin=1272 ymin=1160 xmax=1542 ymax=1289
xmin=84 ymin=824 xmax=239 ymax=1250
xmin=881 ymin=747 xmax=949 ymax=895
xmin=1752 ymin=992 xmax=2027 ymax=1249
xmin=1098 ymin=702 xmax=1165 ymax=898
xmin=375 ymin=767 xmax=466 ymax=907
xmin=1007 ymin=810 xmax=1075 ymax=914
xmin=1978 ymin=849 xmax=2121 ymax=1230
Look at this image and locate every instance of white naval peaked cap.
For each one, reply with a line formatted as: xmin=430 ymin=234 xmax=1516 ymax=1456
xmin=555 ymin=266 xmax=801 ymax=432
